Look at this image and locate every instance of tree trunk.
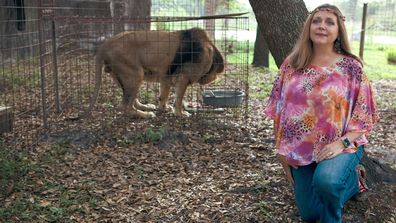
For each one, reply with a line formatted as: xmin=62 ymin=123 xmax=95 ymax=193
xmin=252 ymin=26 xmax=269 ymax=67
xmin=0 ymin=0 xmax=38 ymax=59
xmin=204 ymin=0 xmax=216 ymax=40
xmin=124 ymin=0 xmax=151 ymax=31
xmin=248 ymin=0 xmax=396 ymax=185
xmin=248 ymin=0 xmax=307 ymax=67
xmin=110 ymin=0 xmax=124 ymax=34
xmin=361 ymin=152 xmax=396 ymax=187
xmin=0 ymin=0 xmax=18 ymax=59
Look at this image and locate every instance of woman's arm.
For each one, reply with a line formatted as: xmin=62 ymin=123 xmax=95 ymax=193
xmin=315 ymin=131 xmax=366 ymax=162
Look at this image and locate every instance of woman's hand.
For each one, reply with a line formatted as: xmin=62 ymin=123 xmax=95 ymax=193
xmin=277 ymin=154 xmax=298 ymax=186
xmin=315 ymin=140 xmax=344 ymax=162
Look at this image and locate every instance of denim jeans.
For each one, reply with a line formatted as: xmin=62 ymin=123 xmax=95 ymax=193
xmin=291 ymin=146 xmax=364 ymax=223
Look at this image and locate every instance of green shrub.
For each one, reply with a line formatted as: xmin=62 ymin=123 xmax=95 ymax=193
xmin=387 ymin=49 xmax=396 ymax=65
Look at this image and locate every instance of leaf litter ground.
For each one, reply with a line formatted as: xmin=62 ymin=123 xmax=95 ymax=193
xmin=1 ymin=72 xmax=395 ymax=222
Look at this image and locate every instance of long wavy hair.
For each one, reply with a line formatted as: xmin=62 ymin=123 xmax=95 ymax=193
xmin=288 ymin=4 xmax=362 ymax=70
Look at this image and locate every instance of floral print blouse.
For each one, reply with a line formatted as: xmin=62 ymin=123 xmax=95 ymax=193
xmin=264 ymin=56 xmax=379 ymax=166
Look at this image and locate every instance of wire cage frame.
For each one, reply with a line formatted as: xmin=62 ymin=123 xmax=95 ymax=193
xmin=0 ymin=0 xmax=250 ymax=147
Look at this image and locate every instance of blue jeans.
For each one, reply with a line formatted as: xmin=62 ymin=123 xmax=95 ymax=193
xmin=291 ymin=146 xmax=364 ymax=223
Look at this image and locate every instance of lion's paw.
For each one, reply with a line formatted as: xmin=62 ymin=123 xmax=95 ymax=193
xmin=175 ymin=110 xmax=190 ymax=117
xmin=182 ymin=111 xmax=191 ymax=117
xmin=166 ymin=105 xmax=175 ymax=113
xmin=129 ymin=110 xmax=156 ymax=119
xmin=158 ymin=105 xmax=174 ymax=113
xmin=145 ymin=111 xmax=156 ymax=118
xmin=144 ymin=104 xmax=157 ymax=111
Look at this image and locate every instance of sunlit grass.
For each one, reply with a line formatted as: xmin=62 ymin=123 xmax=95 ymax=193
xmin=351 ymin=41 xmax=396 ymax=80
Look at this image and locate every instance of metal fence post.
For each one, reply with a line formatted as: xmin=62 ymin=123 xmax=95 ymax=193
xmin=51 ymin=19 xmax=60 ymax=113
xmin=38 ymin=0 xmax=48 ymax=129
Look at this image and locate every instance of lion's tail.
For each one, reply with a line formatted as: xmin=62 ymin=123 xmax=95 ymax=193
xmin=80 ymin=53 xmax=103 ymax=118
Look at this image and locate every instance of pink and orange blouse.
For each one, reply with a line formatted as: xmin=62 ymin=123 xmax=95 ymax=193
xmin=264 ymin=56 xmax=379 ymax=166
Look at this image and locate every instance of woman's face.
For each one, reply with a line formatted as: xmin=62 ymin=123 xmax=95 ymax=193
xmin=309 ymin=10 xmax=339 ymax=48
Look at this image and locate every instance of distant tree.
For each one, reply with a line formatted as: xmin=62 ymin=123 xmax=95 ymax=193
xmin=124 ymin=0 xmax=151 ymax=31
xmin=0 ymin=0 xmax=36 ymax=59
xmin=0 ymin=0 xmax=18 ymax=58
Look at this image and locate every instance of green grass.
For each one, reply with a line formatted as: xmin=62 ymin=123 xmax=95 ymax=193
xmin=0 ymin=143 xmax=102 ymax=222
xmin=226 ymin=41 xmax=279 ymax=73
xmin=248 ymin=66 xmax=277 ymax=100
xmin=0 ymin=186 xmax=99 ymax=222
xmin=0 ymin=147 xmax=29 ymax=196
xmin=351 ymin=41 xmax=396 ymax=80
xmin=118 ymin=127 xmax=167 ymax=146
xmin=1 ymin=66 xmax=40 ymax=89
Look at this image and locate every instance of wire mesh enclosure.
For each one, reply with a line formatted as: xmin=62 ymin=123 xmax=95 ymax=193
xmin=0 ymin=0 xmax=249 ymax=146
xmin=344 ymin=0 xmax=396 ymax=47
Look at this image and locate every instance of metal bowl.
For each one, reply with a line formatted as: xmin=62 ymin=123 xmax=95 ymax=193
xmin=202 ymin=90 xmax=245 ymax=107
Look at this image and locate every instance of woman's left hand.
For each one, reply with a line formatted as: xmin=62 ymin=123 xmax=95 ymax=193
xmin=315 ymin=140 xmax=344 ymax=162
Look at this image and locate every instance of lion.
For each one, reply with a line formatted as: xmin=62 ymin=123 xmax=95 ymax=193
xmin=84 ymin=27 xmax=225 ymax=118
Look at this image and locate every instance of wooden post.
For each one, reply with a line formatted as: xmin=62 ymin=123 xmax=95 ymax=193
xmin=359 ymin=3 xmax=368 ymax=60
xmin=38 ymin=0 xmax=49 ymax=129
xmin=0 ymin=106 xmax=13 ymax=134
xmin=51 ymin=19 xmax=61 ymax=113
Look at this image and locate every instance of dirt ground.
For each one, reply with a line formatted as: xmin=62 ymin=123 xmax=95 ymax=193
xmin=1 ymin=78 xmax=395 ymax=222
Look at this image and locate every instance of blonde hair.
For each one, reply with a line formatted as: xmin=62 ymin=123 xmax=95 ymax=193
xmin=288 ymin=4 xmax=362 ymax=70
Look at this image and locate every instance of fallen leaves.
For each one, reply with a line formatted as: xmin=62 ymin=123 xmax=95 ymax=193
xmin=1 ymin=75 xmax=395 ymax=222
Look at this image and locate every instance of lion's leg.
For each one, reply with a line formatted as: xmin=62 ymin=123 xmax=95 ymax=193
xmin=158 ymin=81 xmax=173 ymax=113
xmin=174 ymin=77 xmax=190 ymax=117
xmin=134 ymin=99 xmax=156 ymax=111
xmin=118 ymin=68 xmax=155 ymax=119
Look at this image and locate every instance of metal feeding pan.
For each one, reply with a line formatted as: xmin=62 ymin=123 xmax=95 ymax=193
xmin=202 ymin=90 xmax=245 ymax=107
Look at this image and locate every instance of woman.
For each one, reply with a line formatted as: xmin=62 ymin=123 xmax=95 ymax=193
xmin=264 ymin=4 xmax=379 ymax=223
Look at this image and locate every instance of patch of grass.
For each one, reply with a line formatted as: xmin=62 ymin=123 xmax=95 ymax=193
xmin=0 ymin=187 xmax=99 ymax=222
xmin=136 ymin=127 xmax=166 ymax=144
xmin=225 ymin=40 xmax=279 ymax=73
xmin=223 ymin=39 xmax=251 ymax=66
xmin=41 ymin=142 xmax=69 ymax=163
xmin=0 ymin=198 xmax=34 ymax=221
xmin=248 ymin=67 xmax=277 ymax=100
xmin=117 ymin=137 xmax=132 ymax=147
xmin=119 ymin=127 xmax=167 ymax=146
xmin=0 ymin=142 xmax=102 ymax=222
xmin=202 ymin=132 xmax=213 ymax=143
xmin=258 ymin=200 xmax=274 ymax=220
xmin=1 ymin=67 xmax=40 ymax=89
xmin=351 ymin=42 xmax=396 ymax=80
xmin=0 ymin=146 xmax=29 ymax=197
